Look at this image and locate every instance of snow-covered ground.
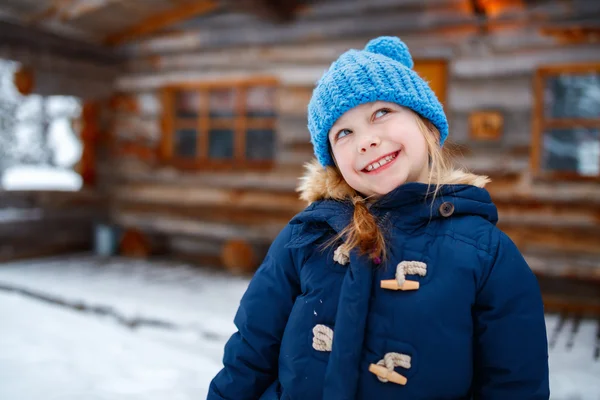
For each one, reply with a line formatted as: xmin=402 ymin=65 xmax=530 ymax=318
xmin=0 ymin=254 xmax=598 ymax=400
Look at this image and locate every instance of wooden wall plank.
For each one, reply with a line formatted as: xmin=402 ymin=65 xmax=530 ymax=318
xmin=0 ymin=19 xmax=120 ymax=64
xmin=451 ymin=44 xmax=600 ymax=78
xmin=111 ymin=184 xmax=304 ymax=212
xmin=113 ymin=211 xmax=282 ymax=242
xmin=104 ymin=0 xmax=218 ymax=46
xmin=132 ymin=8 xmax=476 ymax=54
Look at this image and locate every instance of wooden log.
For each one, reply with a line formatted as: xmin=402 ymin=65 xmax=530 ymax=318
xmin=537 ymin=275 xmax=600 ymax=316
xmin=1 ymin=224 xmax=93 ymax=248
xmin=0 ymin=241 xmax=92 ymax=263
xmin=116 ymin=65 xmax=327 ymax=91
xmin=132 ymin=4 xmax=474 ymax=54
xmin=501 ymin=225 xmax=600 ymax=255
xmin=221 ymin=239 xmax=257 ymax=274
xmin=451 ymin=43 xmax=600 ymax=79
xmin=457 ymin=152 xmax=530 ymax=176
xmin=488 ymin=183 xmax=600 ymax=206
xmin=127 ymin=30 xmax=459 ymax=72
xmin=168 ymin=235 xmax=222 ymax=257
xmin=541 ymin=294 xmax=600 ymax=317
xmin=0 ymin=214 xmax=98 ymax=238
xmin=113 ymin=211 xmax=282 ymax=243
xmin=448 ymin=75 xmax=533 ymax=112
xmin=119 ymin=228 xmax=152 ymax=259
xmin=111 ymin=184 xmax=304 ymax=212
xmin=278 ymin=86 xmax=312 ymax=118
xmin=276 ymin=148 xmax=313 ymax=169
xmin=525 ymin=252 xmax=600 ymax=283
xmin=0 ymin=219 xmax=93 ymax=262
xmin=0 ymin=20 xmax=120 ymax=65
xmin=101 ymin=161 xmax=302 ymax=191
xmin=449 ymin=109 xmax=531 ymax=145
xmin=104 ymin=0 xmax=218 ymax=46
xmin=493 ymin=196 xmax=600 ymax=213
xmin=114 ymin=201 xmax=296 ymax=227
xmin=278 ymin=116 xmax=311 ymax=147
xmin=0 ymin=189 xmax=104 ymax=209
xmin=167 ymin=235 xmax=226 ymax=268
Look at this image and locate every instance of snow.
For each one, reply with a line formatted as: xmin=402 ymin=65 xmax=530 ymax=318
xmin=1 ymin=165 xmax=82 ymax=191
xmin=0 ymin=292 xmax=219 ymax=400
xmin=0 ymin=254 xmax=599 ymax=400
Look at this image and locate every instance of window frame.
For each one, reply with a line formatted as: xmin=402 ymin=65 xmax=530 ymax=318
xmin=532 ymin=62 xmax=600 ymax=182
xmin=159 ymin=76 xmax=278 ymax=171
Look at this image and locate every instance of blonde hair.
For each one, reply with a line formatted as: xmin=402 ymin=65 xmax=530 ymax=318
xmin=331 ymin=111 xmax=469 ymax=263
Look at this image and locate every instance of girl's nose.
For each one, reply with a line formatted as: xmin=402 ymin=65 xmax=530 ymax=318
xmin=358 ymin=135 xmax=381 ymax=154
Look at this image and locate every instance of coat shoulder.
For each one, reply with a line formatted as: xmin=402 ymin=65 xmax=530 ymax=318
xmin=445 ymin=214 xmax=502 ymax=256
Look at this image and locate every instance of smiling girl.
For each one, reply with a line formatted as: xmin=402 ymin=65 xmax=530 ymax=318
xmin=208 ymin=36 xmax=550 ymax=400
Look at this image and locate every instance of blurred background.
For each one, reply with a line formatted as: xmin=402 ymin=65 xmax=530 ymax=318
xmin=0 ymin=0 xmax=598 ymax=399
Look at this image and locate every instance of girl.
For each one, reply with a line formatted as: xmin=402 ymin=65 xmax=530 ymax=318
xmin=208 ymin=36 xmax=549 ymax=400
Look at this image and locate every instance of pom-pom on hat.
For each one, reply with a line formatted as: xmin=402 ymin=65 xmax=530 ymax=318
xmin=307 ymin=36 xmax=449 ymax=167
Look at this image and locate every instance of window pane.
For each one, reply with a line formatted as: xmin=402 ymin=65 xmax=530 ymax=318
xmin=247 ymin=86 xmax=276 ymax=117
xmin=209 ymin=129 xmax=234 ymax=159
xmin=210 ymin=89 xmax=236 ymax=118
xmin=246 ymin=129 xmax=275 ymax=160
xmin=175 ymin=91 xmax=200 ymax=118
xmin=174 ymin=128 xmax=197 ymax=158
xmin=544 ymin=73 xmax=600 ymax=119
xmin=543 ymin=128 xmax=599 ymax=176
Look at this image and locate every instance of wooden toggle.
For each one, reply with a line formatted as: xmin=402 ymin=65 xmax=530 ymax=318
xmin=380 ymin=279 xmax=420 ymax=291
xmin=368 ymin=363 xmax=408 ymax=385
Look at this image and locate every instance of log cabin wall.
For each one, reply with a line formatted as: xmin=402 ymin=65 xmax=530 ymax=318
xmin=100 ymin=0 xmax=600 ymax=294
xmin=0 ymin=20 xmax=121 ymax=99
xmin=0 ymin=190 xmax=105 ymax=261
xmin=0 ymin=16 xmax=120 ymax=261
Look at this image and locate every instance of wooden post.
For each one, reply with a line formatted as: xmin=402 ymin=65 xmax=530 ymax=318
xmin=78 ymin=101 xmax=100 ymax=187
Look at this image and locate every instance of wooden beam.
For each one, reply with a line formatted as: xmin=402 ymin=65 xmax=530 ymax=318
xmin=104 ymin=0 xmax=218 ymax=46
xmin=59 ymin=0 xmax=122 ymax=22
xmin=26 ymin=0 xmax=76 ymax=24
xmin=0 ymin=19 xmax=122 ymax=65
xmin=540 ymin=26 xmax=600 ymax=45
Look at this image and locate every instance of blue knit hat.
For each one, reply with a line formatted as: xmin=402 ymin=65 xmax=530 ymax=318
xmin=307 ymin=36 xmax=449 ymax=167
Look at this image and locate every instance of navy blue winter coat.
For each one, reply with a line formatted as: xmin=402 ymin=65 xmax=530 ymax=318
xmin=208 ymin=168 xmax=549 ymax=400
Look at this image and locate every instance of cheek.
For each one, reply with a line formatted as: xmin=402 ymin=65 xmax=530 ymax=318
xmin=331 ymin=145 xmax=355 ymax=172
xmin=406 ymin=135 xmax=428 ymax=163
xmin=337 ymin=159 xmax=356 ymax=177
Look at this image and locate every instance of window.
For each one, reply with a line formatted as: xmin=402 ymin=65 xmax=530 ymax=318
xmin=532 ymin=63 xmax=600 ymax=180
xmin=160 ymin=77 xmax=277 ymax=170
xmin=0 ymin=59 xmax=83 ymax=190
xmin=413 ymin=60 xmax=448 ymax=105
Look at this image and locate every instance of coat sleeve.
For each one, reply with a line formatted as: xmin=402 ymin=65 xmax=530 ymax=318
xmin=472 ymin=230 xmax=550 ymax=399
xmin=207 ymin=224 xmax=301 ymax=400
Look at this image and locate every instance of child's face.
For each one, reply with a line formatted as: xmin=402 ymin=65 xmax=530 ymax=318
xmin=328 ymin=101 xmax=429 ymax=197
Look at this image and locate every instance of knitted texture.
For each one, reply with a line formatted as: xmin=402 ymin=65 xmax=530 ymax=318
xmin=307 ymin=36 xmax=449 ymax=167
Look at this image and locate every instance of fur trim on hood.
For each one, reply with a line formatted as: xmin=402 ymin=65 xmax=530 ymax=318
xmin=297 ymin=159 xmax=490 ymax=204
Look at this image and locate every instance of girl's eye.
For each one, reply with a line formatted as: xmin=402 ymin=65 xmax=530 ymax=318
xmin=374 ymin=108 xmax=390 ymax=119
xmin=336 ymin=129 xmax=352 ymax=140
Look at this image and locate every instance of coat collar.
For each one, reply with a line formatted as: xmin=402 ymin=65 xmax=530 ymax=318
xmin=294 ymin=159 xmax=497 ymax=229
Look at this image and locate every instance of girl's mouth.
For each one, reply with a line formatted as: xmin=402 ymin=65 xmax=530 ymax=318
xmin=362 ymin=150 xmax=400 ymax=174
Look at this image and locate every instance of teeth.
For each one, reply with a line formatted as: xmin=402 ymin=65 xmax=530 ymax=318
xmin=366 ymin=153 xmax=396 ymax=172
